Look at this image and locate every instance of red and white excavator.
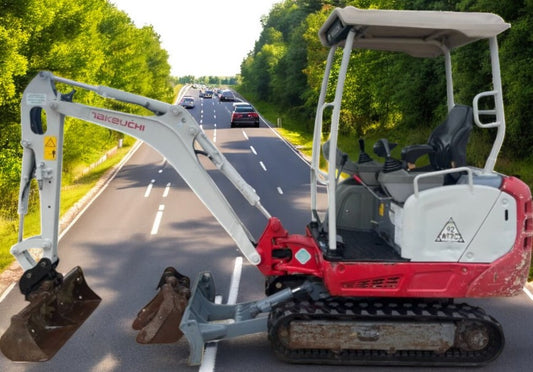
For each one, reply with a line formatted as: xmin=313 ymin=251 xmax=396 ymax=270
xmin=1 ymin=6 xmax=531 ymax=367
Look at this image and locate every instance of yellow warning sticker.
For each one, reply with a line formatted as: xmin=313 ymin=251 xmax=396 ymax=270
xmin=44 ymin=136 xmax=57 ymax=160
xmin=378 ymin=203 xmax=384 ymax=217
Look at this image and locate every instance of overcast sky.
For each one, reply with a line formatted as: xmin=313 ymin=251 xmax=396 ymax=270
xmin=111 ymin=0 xmax=281 ymax=77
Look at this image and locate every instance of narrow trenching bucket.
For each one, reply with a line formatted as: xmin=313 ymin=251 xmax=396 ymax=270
xmin=0 ymin=266 xmax=101 ymax=361
xmin=132 ymin=267 xmax=190 ymax=344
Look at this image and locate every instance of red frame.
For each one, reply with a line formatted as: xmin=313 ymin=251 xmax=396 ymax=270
xmin=256 ymin=176 xmax=532 ymax=298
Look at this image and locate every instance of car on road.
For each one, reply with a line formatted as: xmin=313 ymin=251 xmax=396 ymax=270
xmin=231 ymin=102 xmax=259 ymax=127
xmin=179 ymin=96 xmax=195 ymax=108
xmin=203 ymin=90 xmax=213 ymax=98
xmin=220 ymin=90 xmax=235 ymax=102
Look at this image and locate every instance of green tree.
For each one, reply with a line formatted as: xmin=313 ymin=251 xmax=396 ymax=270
xmin=0 ymin=0 xmax=174 ymax=221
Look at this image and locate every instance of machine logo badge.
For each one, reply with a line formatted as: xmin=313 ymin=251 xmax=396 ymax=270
xmin=295 ymin=248 xmax=311 ymax=265
xmin=435 ymin=218 xmax=464 ymax=243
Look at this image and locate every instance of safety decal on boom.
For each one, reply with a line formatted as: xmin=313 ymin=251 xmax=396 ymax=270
xmin=44 ymin=136 xmax=57 ymax=160
xmin=435 ymin=217 xmax=464 ymax=243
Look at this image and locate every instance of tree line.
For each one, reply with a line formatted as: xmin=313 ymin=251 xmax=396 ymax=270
xmin=175 ymin=76 xmax=238 ymax=86
xmin=0 ymin=0 xmax=174 ymax=220
xmin=239 ymin=0 xmax=533 ymax=164
xmin=1 ymin=0 xmax=531 ymax=222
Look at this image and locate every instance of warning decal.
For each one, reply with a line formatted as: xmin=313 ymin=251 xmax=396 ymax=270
xmin=44 ymin=136 xmax=57 ymax=160
xmin=435 ymin=217 xmax=464 ymax=243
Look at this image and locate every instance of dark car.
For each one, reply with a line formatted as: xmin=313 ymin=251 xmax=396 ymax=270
xmin=231 ymin=103 xmax=259 ymax=127
xmin=179 ymin=96 xmax=195 ymax=108
xmin=203 ymin=90 xmax=213 ymax=98
xmin=220 ymin=90 xmax=235 ymax=102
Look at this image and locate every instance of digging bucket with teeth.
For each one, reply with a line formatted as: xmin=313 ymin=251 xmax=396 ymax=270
xmin=0 ymin=259 xmax=101 ymax=361
xmin=132 ymin=267 xmax=191 ymax=344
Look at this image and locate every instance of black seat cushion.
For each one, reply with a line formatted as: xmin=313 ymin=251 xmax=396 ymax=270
xmin=427 ymin=104 xmax=473 ymax=170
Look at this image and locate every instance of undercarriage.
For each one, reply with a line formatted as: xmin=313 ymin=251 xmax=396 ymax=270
xmin=268 ymin=296 xmax=504 ymax=367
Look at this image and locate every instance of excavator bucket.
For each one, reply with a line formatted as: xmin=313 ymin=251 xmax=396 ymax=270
xmin=132 ymin=267 xmax=190 ymax=344
xmin=0 ymin=266 xmax=101 ymax=361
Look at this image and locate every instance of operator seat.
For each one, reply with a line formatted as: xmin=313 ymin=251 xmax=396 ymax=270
xmin=377 ymin=104 xmax=474 ymax=202
xmin=401 ymin=104 xmax=473 ymax=172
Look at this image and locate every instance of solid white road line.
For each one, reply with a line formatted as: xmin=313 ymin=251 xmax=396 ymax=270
xmin=58 ymin=140 xmax=143 ymax=242
xmin=524 ymin=286 xmax=533 ymax=302
xmin=1 ymin=141 xmax=143 ymax=303
xmin=0 ymin=282 xmax=16 ymax=303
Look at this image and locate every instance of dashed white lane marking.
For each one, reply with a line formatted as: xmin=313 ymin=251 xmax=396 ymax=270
xmin=227 ymin=256 xmax=243 ymax=305
xmin=144 ymin=179 xmax=155 ymax=197
xmin=259 ymin=161 xmax=267 ymax=171
xmin=250 ymin=146 xmax=257 ymax=155
xmin=277 ymin=187 xmax=284 ymax=195
xmin=242 ymin=130 xmax=249 ymax=140
xmin=163 ymin=183 xmax=171 ymax=198
xmin=150 ymin=204 xmax=165 ymax=235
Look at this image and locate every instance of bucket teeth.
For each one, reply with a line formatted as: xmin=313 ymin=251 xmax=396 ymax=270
xmin=133 ymin=267 xmax=190 ymax=344
xmin=0 ymin=266 xmax=101 ymax=362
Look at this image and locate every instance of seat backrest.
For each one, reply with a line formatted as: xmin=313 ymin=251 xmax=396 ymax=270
xmin=427 ymin=104 xmax=473 ymax=170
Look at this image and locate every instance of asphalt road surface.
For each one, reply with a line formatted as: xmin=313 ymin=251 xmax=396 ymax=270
xmin=1 ymin=90 xmax=532 ymax=372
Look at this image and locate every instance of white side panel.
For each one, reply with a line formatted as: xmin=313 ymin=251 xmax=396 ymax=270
xmin=390 ymin=202 xmax=403 ymax=247
xmin=459 ymin=192 xmax=516 ymax=262
xmin=400 ymin=185 xmax=501 ymax=262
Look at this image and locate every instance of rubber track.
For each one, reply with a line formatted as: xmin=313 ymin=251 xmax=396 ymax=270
xmin=268 ymin=297 xmax=504 ymax=367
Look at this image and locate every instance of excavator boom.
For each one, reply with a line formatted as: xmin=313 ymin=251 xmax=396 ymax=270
xmin=1 ymin=71 xmax=271 ymax=361
xmin=12 ymin=71 xmax=269 ymax=271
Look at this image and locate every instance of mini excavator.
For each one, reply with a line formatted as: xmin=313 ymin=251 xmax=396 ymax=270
xmin=1 ymin=6 xmax=531 ymax=367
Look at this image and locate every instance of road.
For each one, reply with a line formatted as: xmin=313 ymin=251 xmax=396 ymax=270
xmin=1 ymin=89 xmax=532 ymax=372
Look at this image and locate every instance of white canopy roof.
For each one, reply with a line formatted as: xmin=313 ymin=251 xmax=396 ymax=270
xmin=319 ymin=6 xmax=510 ymax=57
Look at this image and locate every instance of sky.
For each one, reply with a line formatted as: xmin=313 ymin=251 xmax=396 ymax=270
xmin=111 ymin=0 xmax=282 ymax=77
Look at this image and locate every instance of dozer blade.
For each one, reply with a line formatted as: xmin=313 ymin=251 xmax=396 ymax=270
xmin=132 ymin=267 xmax=190 ymax=344
xmin=0 ymin=266 xmax=101 ymax=361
